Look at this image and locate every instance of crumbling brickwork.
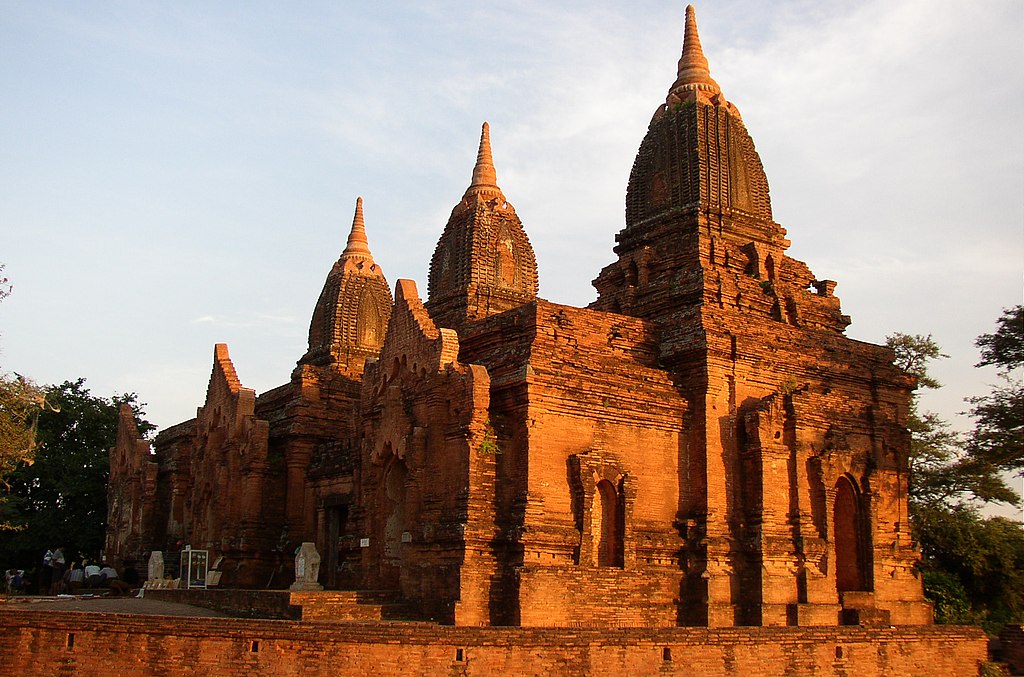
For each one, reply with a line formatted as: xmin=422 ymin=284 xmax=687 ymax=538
xmin=105 ymin=5 xmax=933 ymax=635
xmin=105 ymin=404 xmax=157 ymax=562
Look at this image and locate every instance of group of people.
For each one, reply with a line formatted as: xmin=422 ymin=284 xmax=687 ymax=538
xmin=39 ymin=547 xmax=140 ymax=596
xmin=4 ymin=568 xmax=25 ymax=594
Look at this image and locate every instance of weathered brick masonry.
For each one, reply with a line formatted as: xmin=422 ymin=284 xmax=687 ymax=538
xmin=95 ymin=3 xmax=959 ymax=660
xmin=0 ymin=609 xmax=987 ymax=677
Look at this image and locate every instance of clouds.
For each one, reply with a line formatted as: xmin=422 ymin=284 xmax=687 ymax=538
xmin=0 ymin=1 xmax=1020 ymax=450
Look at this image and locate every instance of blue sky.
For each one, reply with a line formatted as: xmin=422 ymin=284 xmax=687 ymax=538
xmin=1 ymin=1 xmax=1022 ymax=507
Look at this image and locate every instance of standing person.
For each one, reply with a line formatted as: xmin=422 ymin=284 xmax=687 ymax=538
xmin=49 ymin=547 xmax=66 ymax=595
xmin=40 ymin=550 xmax=53 ymax=596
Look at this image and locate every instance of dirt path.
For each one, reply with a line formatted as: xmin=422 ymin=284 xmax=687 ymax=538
xmin=1 ymin=594 xmax=231 ymax=617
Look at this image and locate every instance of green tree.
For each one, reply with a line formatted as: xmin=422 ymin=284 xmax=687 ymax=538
xmin=0 ymin=374 xmax=54 ymax=531
xmin=966 ymin=305 xmax=1024 ymax=478
xmin=0 ymin=379 xmax=153 ymax=570
xmin=886 ymin=334 xmax=1014 ymax=507
xmin=914 ymin=504 xmax=1024 ymax=633
xmin=0 ymin=374 xmax=46 ymax=488
xmin=888 ymin=313 xmax=1024 ymax=634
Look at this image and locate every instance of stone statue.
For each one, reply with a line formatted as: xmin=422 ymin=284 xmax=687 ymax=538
xmin=148 ymin=551 xmax=164 ymax=581
xmin=289 ymin=542 xmax=323 ymax=591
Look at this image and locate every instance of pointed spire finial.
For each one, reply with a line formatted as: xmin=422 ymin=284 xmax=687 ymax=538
xmin=669 ymin=5 xmax=721 ymax=100
xmin=463 ymin=122 xmax=503 ymax=200
xmin=342 ymin=196 xmax=372 ymax=259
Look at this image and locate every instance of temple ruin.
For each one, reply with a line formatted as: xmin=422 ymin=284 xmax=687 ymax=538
xmin=106 ymin=5 xmax=932 ymax=629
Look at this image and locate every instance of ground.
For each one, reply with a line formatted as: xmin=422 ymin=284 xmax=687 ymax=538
xmin=1 ymin=593 xmax=229 ymax=617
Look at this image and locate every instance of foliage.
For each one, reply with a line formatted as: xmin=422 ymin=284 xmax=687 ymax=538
xmin=885 ymin=334 xmax=1015 ymax=507
xmin=888 ymin=311 xmax=1024 ymax=635
xmin=477 ymin=420 xmax=501 ymax=456
xmin=976 ymin=305 xmax=1024 ymax=372
xmin=0 ymin=373 xmax=55 ymax=532
xmin=888 ymin=333 xmax=946 ymax=390
xmin=0 ymin=379 xmax=153 ymax=569
xmin=915 ymin=504 xmax=1024 ymax=634
xmin=0 ymin=374 xmax=47 ymax=489
xmin=965 ymin=305 xmax=1024 ymax=478
xmin=0 ymin=263 xmax=10 ymax=305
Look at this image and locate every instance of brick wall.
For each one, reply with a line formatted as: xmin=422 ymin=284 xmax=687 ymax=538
xmin=144 ymin=589 xmax=297 ymax=619
xmin=0 ymin=609 xmax=987 ymax=676
xmin=998 ymin=624 xmax=1024 ymax=675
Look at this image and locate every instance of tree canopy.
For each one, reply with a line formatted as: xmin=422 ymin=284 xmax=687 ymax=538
xmin=0 ymin=379 xmax=153 ymax=571
xmin=888 ymin=306 xmax=1024 ymax=634
xmin=886 ymin=333 xmax=1016 ymax=508
xmin=0 ymin=374 xmax=46 ymax=488
xmin=966 ymin=305 xmax=1024 ymax=479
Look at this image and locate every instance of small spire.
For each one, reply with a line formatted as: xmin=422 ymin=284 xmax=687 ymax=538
xmin=669 ymin=5 xmax=721 ymax=99
xmin=463 ymin=122 xmax=502 ymax=199
xmin=342 ymin=196 xmax=372 ymax=259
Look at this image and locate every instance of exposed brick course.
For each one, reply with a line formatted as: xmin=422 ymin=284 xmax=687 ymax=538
xmin=0 ymin=609 xmax=987 ymax=676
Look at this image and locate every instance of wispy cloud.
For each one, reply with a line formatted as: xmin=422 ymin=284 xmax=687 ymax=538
xmin=190 ymin=313 xmax=298 ymax=329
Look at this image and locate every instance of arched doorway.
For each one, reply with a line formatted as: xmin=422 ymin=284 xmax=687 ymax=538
xmin=594 ymin=479 xmax=624 ymax=568
xmin=834 ymin=475 xmax=865 ymax=593
xmin=381 ymin=458 xmax=408 ymax=590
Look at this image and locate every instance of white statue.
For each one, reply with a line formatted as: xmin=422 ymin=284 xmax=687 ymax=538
xmin=148 ymin=551 xmax=164 ymax=581
xmin=289 ymin=542 xmax=323 ymax=591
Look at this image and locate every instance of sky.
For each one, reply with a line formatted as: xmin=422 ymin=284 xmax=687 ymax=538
xmin=1 ymin=2 xmax=1022 ymax=507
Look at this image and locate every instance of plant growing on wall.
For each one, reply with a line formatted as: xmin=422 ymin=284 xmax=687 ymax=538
xmin=477 ymin=420 xmax=501 ymax=456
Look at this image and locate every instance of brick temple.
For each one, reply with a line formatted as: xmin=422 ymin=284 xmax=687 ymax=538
xmin=106 ymin=5 xmax=932 ymax=629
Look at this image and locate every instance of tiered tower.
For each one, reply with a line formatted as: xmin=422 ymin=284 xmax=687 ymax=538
xmin=593 ymin=5 xmax=927 ymax=626
xmin=299 ymin=197 xmax=393 ymax=375
xmin=426 ymin=122 xmax=539 ymax=332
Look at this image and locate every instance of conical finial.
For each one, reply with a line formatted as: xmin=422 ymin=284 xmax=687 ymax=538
xmin=669 ymin=5 xmax=721 ymax=99
xmin=464 ymin=122 xmax=502 ymax=199
xmin=342 ymin=196 xmax=372 ymax=259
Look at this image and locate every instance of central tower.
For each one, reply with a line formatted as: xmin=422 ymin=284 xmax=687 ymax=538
xmin=592 ymin=5 xmax=927 ymax=627
xmin=426 ymin=122 xmax=538 ymax=332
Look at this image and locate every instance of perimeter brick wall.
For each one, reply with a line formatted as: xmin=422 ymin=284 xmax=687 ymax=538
xmin=0 ymin=610 xmax=987 ymax=676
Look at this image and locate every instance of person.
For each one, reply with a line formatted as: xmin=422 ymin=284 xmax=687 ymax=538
xmin=98 ymin=563 xmax=132 ymax=596
xmin=83 ymin=560 xmax=102 ymax=588
xmin=63 ymin=561 xmax=84 ymax=595
xmin=121 ymin=561 xmax=140 ymax=590
xmin=40 ymin=550 xmax=53 ymax=595
xmin=49 ymin=547 xmax=66 ymax=595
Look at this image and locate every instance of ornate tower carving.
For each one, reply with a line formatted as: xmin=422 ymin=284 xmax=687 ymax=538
xmin=592 ymin=5 xmax=847 ymax=338
xmin=299 ymin=197 xmax=393 ymax=375
xmin=590 ymin=5 xmax=926 ymax=628
xmin=426 ymin=122 xmax=538 ymax=332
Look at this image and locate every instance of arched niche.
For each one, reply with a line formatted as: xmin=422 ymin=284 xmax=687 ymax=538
xmin=383 ymin=459 xmax=408 ymax=563
xmin=834 ymin=474 xmax=866 ymax=593
xmin=594 ymin=478 xmax=624 ymax=568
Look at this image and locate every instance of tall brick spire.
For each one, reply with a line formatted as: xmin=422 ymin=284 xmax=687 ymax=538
xmin=298 ymin=197 xmax=393 ymax=372
xmin=342 ymin=196 xmax=372 ymax=260
xmin=669 ymin=5 xmax=721 ymax=101
xmin=464 ymin=122 xmax=502 ymax=200
xmin=426 ymin=122 xmax=538 ymax=332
